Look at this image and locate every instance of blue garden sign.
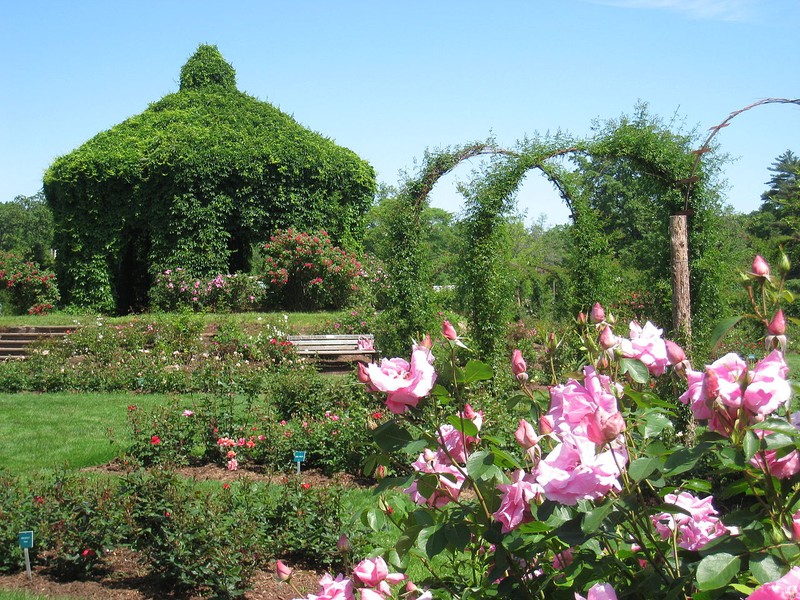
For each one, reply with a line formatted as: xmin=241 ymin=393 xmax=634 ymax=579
xmin=293 ymin=451 xmax=306 ymax=462
xmin=18 ymin=531 xmax=33 ymax=549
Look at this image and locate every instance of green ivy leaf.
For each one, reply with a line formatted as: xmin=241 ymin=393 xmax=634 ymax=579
xmin=695 ymin=552 xmax=740 ymax=590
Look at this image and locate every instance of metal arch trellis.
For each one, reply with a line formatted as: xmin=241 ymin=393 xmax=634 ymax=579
xmin=683 ymin=97 xmax=800 ymax=212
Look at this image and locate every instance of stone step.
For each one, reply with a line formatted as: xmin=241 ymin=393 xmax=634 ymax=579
xmin=0 ymin=326 xmax=74 ymax=360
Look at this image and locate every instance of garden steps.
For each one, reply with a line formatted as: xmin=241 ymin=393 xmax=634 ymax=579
xmin=0 ymin=326 xmax=74 ymax=360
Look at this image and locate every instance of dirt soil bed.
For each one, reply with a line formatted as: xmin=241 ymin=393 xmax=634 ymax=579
xmin=0 ymin=464 xmax=370 ymax=599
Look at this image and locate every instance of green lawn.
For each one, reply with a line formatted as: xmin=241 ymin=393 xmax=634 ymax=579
xmin=0 ymin=310 xmax=344 ymax=332
xmin=0 ymin=392 xmax=169 ymax=474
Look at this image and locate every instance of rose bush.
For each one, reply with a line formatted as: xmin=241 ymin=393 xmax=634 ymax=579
xmin=284 ymin=253 xmax=800 ymax=599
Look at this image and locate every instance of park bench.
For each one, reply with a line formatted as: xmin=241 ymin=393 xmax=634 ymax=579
xmin=286 ymin=334 xmax=377 ymax=370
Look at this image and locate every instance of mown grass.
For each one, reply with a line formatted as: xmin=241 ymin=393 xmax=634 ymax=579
xmin=0 ymin=310 xmax=345 ymax=333
xmin=0 ymin=392 xmax=170 ymax=474
xmin=0 ymin=592 xmax=71 ymax=600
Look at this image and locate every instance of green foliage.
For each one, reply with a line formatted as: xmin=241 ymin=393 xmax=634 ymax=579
xmin=125 ymin=469 xmax=263 ymax=597
xmin=0 ymin=251 xmax=60 ymax=315
xmin=0 ymin=192 xmax=54 ymax=267
xmin=44 ymin=44 xmax=376 ymax=313
xmin=179 ymin=43 xmax=236 ymax=91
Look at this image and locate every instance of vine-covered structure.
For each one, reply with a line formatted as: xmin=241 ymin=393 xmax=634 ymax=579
xmin=44 ymin=45 xmax=376 ymax=312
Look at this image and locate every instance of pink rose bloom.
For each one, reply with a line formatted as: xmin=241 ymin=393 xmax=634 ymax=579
xmin=515 ymin=419 xmax=539 ymax=450
xmin=297 ymin=573 xmax=355 ymax=600
xmin=619 ymin=321 xmax=669 ymax=376
xmin=752 ymin=254 xmax=771 ymax=277
xmin=680 ymin=353 xmax=748 ymax=436
xmin=275 ymin=559 xmax=293 ymax=582
xmin=744 ymin=350 xmax=791 ymax=417
xmin=747 ymin=566 xmax=800 ymax=599
xmin=751 ymin=414 xmax=800 ymax=479
xmin=535 ymin=431 xmax=627 ymax=505
xmin=552 ymin=548 xmax=574 ymax=570
xmin=441 ymin=320 xmax=458 ymax=341
xmin=352 ymin=556 xmax=405 ymax=596
xmin=547 ymin=366 xmax=621 ymax=441
xmin=511 ymin=349 xmax=528 ymax=382
xmin=367 ymin=346 xmax=436 ymax=414
xmin=575 ymin=582 xmax=618 ymax=600
xmin=751 ymin=449 xmax=800 ymax=479
xmin=493 ymin=469 xmax=543 ymax=532
xmin=437 ymin=420 xmax=481 ymax=464
xmin=651 ymin=492 xmax=727 ymax=551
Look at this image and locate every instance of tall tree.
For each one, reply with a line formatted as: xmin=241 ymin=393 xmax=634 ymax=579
xmin=750 ymin=150 xmax=800 ymax=278
xmin=0 ymin=192 xmax=54 ymax=267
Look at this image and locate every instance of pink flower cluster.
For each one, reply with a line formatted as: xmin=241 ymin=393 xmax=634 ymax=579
xmin=405 ymin=405 xmax=483 ymax=508
xmin=651 ymin=491 xmax=728 ymax=551
xmin=679 ymin=350 xmax=791 ymax=437
xmin=494 ymin=364 xmax=629 ymax=533
xmin=289 ymin=556 xmax=430 ymax=600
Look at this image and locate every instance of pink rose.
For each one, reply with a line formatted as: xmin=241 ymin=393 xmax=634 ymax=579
xmin=743 ymin=350 xmax=791 ymax=417
xmin=751 ymin=448 xmax=800 ymax=479
xmin=353 ymin=556 xmax=405 ymax=597
xmin=535 ymin=432 xmax=627 ymax=505
xmin=366 ymin=346 xmax=436 ymax=414
xmin=275 ymin=559 xmax=293 ymax=582
xmin=619 ymin=321 xmax=669 ymax=376
xmin=599 ymin=325 xmax=617 ymax=350
xmin=679 ymin=353 xmax=748 ymax=436
xmin=590 ymin=302 xmax=606 ymax=324
xmin=511 ymin=349 xmax=528 ymax=382
xmin=442 ymin=320 xmax=458 ymax=341
xmin=747 ymin=566 xmax=800 ymax=599
xmin=575 ymin=582 xmax=618 ymax=600
xmin=768 ymin=309 xmax=786 ymax=335
xmin=493 ymin=469 xmax=543 ymax=532
xmin=547 ymin=366 xmax=620 ymax=439
xmin=752 ymin=254 xmax=771 ymax=277
xmin=651 ymin=491 xmax=727 ymax=551
xmin=514 ymin=419 xmax=539 ymax=450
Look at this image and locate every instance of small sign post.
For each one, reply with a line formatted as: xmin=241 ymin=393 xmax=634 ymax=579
xmin=18 ymin=531 xmax=33 ymax=580
xmin=293 ymin=450 xmax=306 ymax=474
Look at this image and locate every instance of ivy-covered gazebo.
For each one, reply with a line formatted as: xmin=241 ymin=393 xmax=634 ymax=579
xmin=44 ymin=44 xmax=376 ymax=313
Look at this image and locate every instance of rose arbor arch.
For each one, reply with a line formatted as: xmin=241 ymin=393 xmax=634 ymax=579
xmin=383 ymin=127 xmax=715 ymax=357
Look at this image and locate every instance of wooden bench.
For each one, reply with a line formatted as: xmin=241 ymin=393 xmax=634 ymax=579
xmin=286 ymin=334 xmax=377 ymax=368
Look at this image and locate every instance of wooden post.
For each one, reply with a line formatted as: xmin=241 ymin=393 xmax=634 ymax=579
xmin=670 ymin=214 xmax=691 ymax=340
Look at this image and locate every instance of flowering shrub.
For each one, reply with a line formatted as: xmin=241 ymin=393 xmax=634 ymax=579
xmin=149 ymin=269 xmax=266 ymax=312
xmin=0 ymin=251 xmax=59 ymax=315
xmin=260 ymin=229 xmax=365 ymax=310
xmin=317 ymin=253 xmax=800 ymax=599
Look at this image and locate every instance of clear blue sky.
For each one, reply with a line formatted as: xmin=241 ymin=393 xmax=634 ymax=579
xmin=2 ymin=0 xmax=798 ymax=226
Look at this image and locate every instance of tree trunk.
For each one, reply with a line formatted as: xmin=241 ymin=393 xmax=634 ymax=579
xmin=670 ymin=214 xmax=691 ymax=340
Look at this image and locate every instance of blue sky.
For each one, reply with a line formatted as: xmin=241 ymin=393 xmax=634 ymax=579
xmin=2 ymin=0 xmax=798 ymax=226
